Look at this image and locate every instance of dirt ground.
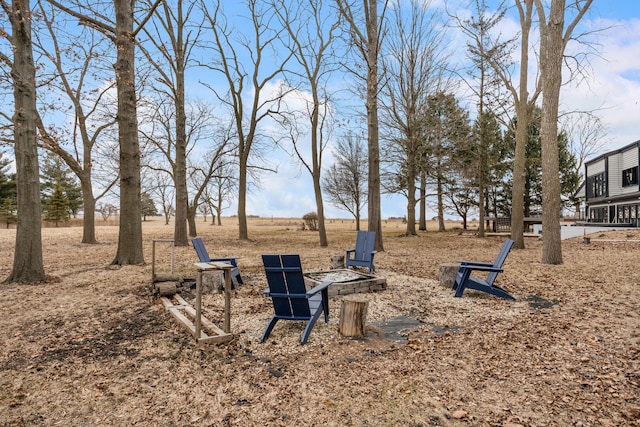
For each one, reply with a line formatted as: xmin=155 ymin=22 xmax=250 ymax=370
xmin=0 ymin=217 xmax=639 ymax=426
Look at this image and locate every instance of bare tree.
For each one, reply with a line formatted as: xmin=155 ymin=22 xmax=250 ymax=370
xmin=206 ymin=160 xmax=236 ymax=226
xmin=1 ymin=0 xmax=46 ymax=283
xmin=453 ymin=0 xmax=511 ymax=238
xmin=273 ymin=0 xmax=341 ymax=247
xmin=472 ymin=0 xmax=541 ymax=249
xmin=423 ymin=92 xmax=471 ymax=232
xmin=561 ymin=112 xmax=608 ymax=217
xmin=33 ymin=0 xmax=117 ymax=244
xmin=322 ymin=133 xmax=367 ymax=230
xmin=336 ymin=0 xmax=388 ymax=251
xmin=200 ymin=0 xmax=292 ymax=240
xmin=48 ymin=0 xmax=162 ymax=265
xmin=535 ymin=0 xmax=593 ymax=264
xmin=138 ymin=0 xmax=203 ymax=247
xmin=185 ymin=117 xmax=237 ymax=237
xmin=561 ymin=112 xmax=607 ymax=176
xmin=150 ymin=169 xmax=174 ymax=225
xmin=380 ymin=0 xmax=451 ymax=236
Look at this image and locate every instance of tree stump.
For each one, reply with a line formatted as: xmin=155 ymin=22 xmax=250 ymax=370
xmin=339 ymin=295 xmax=368 ymax=338
xmin=439 ymin=263 xmax=460 ymax=288
xmin=202 ymin=270 xmax=224 ymax=293
xmin=330 ymin=254 xmax=345 ymax=269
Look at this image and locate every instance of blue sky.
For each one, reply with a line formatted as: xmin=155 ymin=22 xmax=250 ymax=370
xmin=224 ymin=1 xmax=640 ymax=220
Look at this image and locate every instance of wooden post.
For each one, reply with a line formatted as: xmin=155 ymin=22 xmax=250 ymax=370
xmin=339 ymin=295 xmax=368 ymax=338
xmin=222 ymin=264 xmax=231 ymax=333
xmin=439 ymin=263 xmax=460 ymax=288
xmin=195 ymin=269 xmax=203 ymax=339
xmin=151 ymin=239 xmax=175 ymax=282
xmin=193 ymin=262 xmax=234 ymax=339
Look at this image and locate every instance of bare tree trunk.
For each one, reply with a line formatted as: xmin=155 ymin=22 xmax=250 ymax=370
xmin=540 ymin=33 xmax=564 ymax=264
xmin=436 ymin=171 xmax=445 ymax=232
xmin=238 ymin=150 xmax=248 ymax=239
xmin=406 ymin=156 xmax=417 ymax=235
xmin=187 ymin=203 xmax=198 ymax=237
xmin=511 ymin=102 xmax=528 ymax=248
xmin=314 ymin=172 xmax=328 ymax=246
xmin=4 ymin=0 xmax=46 ymax=283
xmin=535 ymin=0 xmax=592 ymax=264
xmin=418 ymin=173 xmax=426 ymax=231
xmin=173 ymin=67 xmax=188 ymax=247
xmin=510 ymin=0 xmax=536 ymax=250
xmin=112 ymin=0 xmax=143 ymax=265
xmin=366 ymin=0 xmax=383 ymax=251
xmin=80 ymin=176 xmax=97 ymax=244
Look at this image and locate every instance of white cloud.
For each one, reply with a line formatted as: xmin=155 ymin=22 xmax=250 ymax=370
xmin=562 ymin=17 xmax=640 ymax=151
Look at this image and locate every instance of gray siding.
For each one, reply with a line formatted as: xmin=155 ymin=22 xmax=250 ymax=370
xmin=609 ymin=147 xmax=639 ymax=197
xmin=587 ymin=158 xmax=605 ymax=175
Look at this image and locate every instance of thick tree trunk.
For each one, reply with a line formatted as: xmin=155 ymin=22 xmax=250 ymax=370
xmin=406 ymin=155 xmax=417 ymax=236
xmin=511 ymin=103 xmax=528 ymax=249
xmin=310 ymin=95 xmax=327 ymax=247
xmin=366 ymin=0 xmax=383 ymax=252
xmin=437 ymin=171 xmax=445 ymax=232
xmin=80 ymin=176 xmax=97 ymax=244
xmin=314 ymin=174 xmax=328 ymax=247
xmin=187 ymin=204 xmax=197 ymax=237
xmin=511 ymin=0 xmax=535 ymax=250
xmin=418 ymin=173 xmax=426 ymax=231
xmin=238 ymin=153 xmax=248 ymax=240
xmin=112 ymin=0 xmax=143 ymax=265
xmin=539 ymin=0 xmax=565 ymax=265
xmin=173 ymin=26 xmax=188 ymax=247
xmin=5 ymin=0 xmax=46 ymax=283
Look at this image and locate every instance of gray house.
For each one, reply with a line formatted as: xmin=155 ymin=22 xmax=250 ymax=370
xmin=582 ymin=140 xmax=640 ymax=226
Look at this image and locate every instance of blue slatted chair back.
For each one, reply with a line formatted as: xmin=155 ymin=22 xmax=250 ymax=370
xmin=262 ymin=254 xmax=311 ymax=319
xmin=192 ymin=237 xmax=210 ymax=262
xmin=191 ymin=237 xmax=241 ymax=284
xmin=355 ymin=231 xmax=375 ymax=261
xmin=487 ymin=239 xmax=514 ymax=285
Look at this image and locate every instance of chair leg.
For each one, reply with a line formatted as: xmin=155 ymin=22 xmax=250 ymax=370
xmin=454 ymin=269 xmax=472 ymax=298
xmin=301 ymin=309 xmax=324 ymax=345
xmin=232 ymin=268 xmax=243 ymax=285
xmin=321 ymin=289 xmax=330 ymax=323
xmin=260 ymin=316 xmax=279 ymax=342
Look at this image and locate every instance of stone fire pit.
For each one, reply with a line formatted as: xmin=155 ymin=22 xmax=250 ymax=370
xmin=304 ymin=269 xmax=387 ymax=297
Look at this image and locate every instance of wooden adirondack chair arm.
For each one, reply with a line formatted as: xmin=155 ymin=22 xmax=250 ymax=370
xmin=306 ymin=280 xmax=333 ymax=296
xmin=262 ymin=281 xmax=332 ymax=299
xmin=456 ymin=259 xmax=493 ymax=267
xmin=460 ymin=264 xmax=503 ymax=273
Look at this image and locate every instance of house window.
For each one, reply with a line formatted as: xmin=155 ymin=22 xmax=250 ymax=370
xmin=622 ymin=167 xmax=638 ymax=187
xmin=586 ymin=172 xmax=607 ymax=198
xmin=589 ymin=207 xmax=606 ymax=223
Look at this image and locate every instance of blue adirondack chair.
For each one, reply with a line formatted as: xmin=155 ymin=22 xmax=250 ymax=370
xmin=345 ymin=231 xmax=377 ymax=273
xmin=261 ymin=254 xmax=332 ymax=345
xmin=191 ymin=237 xmax=243 ymax=285
xmin=453 ymin=239 xmax=515 ymax=300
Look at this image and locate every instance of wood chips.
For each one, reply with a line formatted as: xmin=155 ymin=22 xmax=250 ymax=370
xmin=0 ymin=219 xmax=638 ymax=426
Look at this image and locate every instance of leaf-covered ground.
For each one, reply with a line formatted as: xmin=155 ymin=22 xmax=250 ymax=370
xmin=0 ymin=219 xmax=638 ymax=426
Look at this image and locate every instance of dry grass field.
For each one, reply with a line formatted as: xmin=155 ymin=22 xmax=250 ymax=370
xmin=0 ymin=217 xmax=639 ymax=426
